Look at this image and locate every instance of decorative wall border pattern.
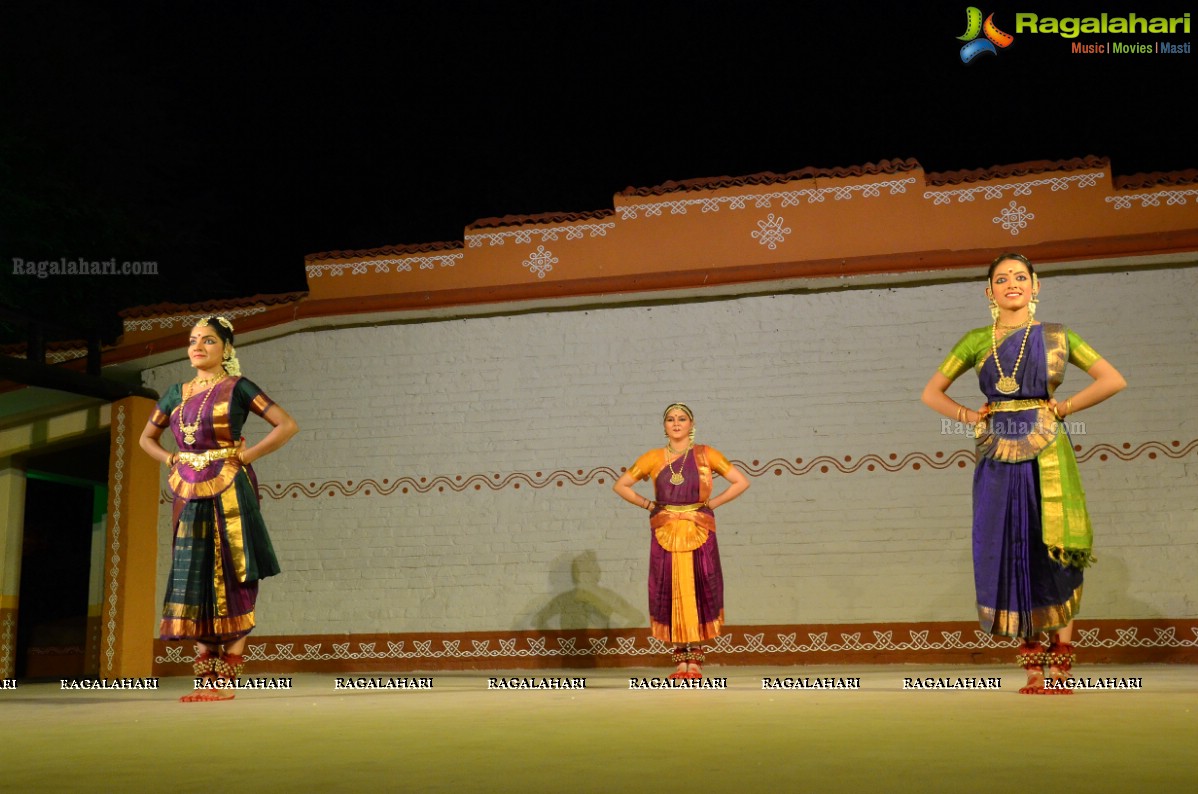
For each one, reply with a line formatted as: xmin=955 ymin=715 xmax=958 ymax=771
xmin=1106 ymin=188 xmax=1198 ymax=210
xmin=466 ymin=222 xmax=615 ymax=247
xmin=124 ymin=306 xmax=268 ymax=332
xmin=923 ymin=171 xmax=1103 ymax=205
xmin=201 ymin=440 xmax=1193 ymax=503
xmin=6 ymin=349 xmax=89 ymax=364
xmin=0 ymin=610 xmax=14 ymax=678
xmin=305 ymin=253 xmax=463 ymax=278
xmin=27 ymin=645 xmax=85 ymax=656
xmin=103 ymin=406 xmax=126 ymax=674
xmin=152 ymin=622 xmax=1198 ymax=673
xmin=616 ymin=178 xmax=916 ymax=220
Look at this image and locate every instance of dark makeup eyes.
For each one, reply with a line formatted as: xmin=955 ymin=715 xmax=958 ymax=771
xmin=994 ymin=273 xmax=1028 ymax=284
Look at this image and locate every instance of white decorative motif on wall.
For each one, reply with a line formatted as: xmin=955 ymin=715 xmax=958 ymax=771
xmin=305 ymin=253 xmax=462 ymax=278
xmin=752 ymin=214 xmax=792 ymax=250
xmin=125 ymin=306 xmax=269 ymax=333
xmin=155 ymin=625 xmax=1196 ymax=665
xmin=993 ymin=201 xmax=1035 ymax=236
xmin=1105 ymin=188 xmax=1198 ymax=210
xmin=104 ymin=406 xmax=126 ymax=674
xmin=923 ymin=172 xmax=1103 ymax=205
xmin=617 ymin=178 xmax=917 ymax=220
xmin=523 ymin=246 xmax=558 ymax=280
xmin=467 ymin=223 xmax=615 ymax=247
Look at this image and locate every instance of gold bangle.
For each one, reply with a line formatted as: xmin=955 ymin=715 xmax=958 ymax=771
xmin=1066 ymin=398 xmax=1073 ymax=416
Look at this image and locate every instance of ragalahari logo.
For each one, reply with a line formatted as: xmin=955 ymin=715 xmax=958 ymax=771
xmin=958 ymin=7 xmax=1015 ymax=62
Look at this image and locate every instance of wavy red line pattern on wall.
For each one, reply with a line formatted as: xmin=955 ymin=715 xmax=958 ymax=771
xmin=157 ymin=440 xmax=1197 ymax=502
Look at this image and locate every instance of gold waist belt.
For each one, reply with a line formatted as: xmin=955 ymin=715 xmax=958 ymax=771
xmin=987 ymin=399 xmax=1050 ymax=413
xmin=659 ymin=503 xmax=705 ymax=513
xmin=177 ymin=447 xmax=239 ymax=472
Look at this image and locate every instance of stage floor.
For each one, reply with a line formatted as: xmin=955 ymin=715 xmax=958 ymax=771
xmin=3 ymin=664 xmax=1196 ymax=792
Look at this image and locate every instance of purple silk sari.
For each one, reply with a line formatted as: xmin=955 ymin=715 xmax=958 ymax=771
xmin=647 ymin=452 xmax=724 ymax=643
xmin=973 ymin=326 xmax=1083 ymax=638
xmin=150 ymin=377 xmax=280 ymax=643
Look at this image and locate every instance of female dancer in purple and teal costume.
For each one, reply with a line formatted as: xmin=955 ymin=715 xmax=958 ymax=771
xmin=613 ymin=404 xmax=749 ymax=679
xmin=922 ymin=254 xmax=1125 ymax=694
xmin=139 ymin=316 xmax=298 ymax=701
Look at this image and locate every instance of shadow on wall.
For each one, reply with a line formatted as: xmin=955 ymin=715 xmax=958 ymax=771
xmin=1089 ymin=553 xmax=1161 ymax=619
xmin=525 ymin=550 xmax=644 ymax=631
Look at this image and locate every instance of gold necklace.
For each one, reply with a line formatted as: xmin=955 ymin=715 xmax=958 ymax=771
xmin=991 ymin=318 xmax=1032 ymax=395
xmin=664 ymin=443 xmax=691 ymax=485
xmin=178 ymin=375 xmax=224 ymax=445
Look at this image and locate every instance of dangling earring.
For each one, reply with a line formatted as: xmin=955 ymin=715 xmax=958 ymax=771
xmin=221 ymin=344 xmax=242 ymax=377
xmin=688 ymin=427 xmax=696 ymax=443
xmin=1028 ymin=275 xmax=1039 ymax=321
xmin=987 ymin=292 xmax=999 ymax=322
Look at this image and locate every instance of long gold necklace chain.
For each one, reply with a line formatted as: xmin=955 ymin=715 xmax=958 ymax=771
xmin=991 ymin=317 xmax=1032 ymax=395
xmin=178 ymin=375 xmax=224 ymax=445
xmin=664 ymin=443 xmax=691 ymax=485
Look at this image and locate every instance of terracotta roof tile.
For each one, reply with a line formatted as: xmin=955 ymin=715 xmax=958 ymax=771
xmin=619 ymin=159 xmax=922 ymax=197
xmin=119 ymin=292 xmax=307 ymax=319
xmin=305 ymin=240 xmax=464 ymax=263
xmin=1113 ymin=169 xmax=1198 ymax=190
xmin=925 ymin=156 xmax=1109 ymax=186
xmin=0 ymin=339 xmax=87 ymax=356
xmin=466 ymin=209 xmax=615 ymax=230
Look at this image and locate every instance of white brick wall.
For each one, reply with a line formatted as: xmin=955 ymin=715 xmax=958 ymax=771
xmin=144 ymin=266 xmax=1198 ymax=634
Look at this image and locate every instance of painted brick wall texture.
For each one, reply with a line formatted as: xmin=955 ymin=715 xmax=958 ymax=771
xmin=144 ymin=267 xmax=1198 ymax=635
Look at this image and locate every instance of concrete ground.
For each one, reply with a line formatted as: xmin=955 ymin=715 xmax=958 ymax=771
xmin=2 ymin=665 xmax=1196 ymax=793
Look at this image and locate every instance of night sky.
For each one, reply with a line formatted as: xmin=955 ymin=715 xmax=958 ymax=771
xmin=1 ymin=1 xmax=1193 ymax=343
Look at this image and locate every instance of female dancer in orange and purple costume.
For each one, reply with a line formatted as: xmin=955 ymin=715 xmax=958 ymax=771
xmin=613 ymin=404 xmax=749 ymax=679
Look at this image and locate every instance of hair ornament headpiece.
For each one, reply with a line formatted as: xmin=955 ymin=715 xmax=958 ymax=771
xmin=662 ymin=403 xmax=694 ymax=421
